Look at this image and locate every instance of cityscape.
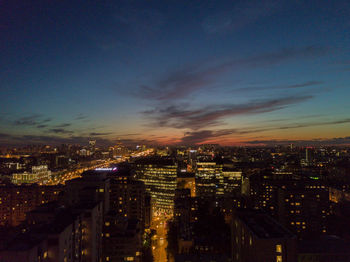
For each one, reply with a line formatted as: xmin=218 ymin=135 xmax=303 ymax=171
xmin=1 ymin=1 xmax=350 ymax=262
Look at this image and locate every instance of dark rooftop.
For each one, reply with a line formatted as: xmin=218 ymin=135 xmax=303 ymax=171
xmin=237 ymin=209 xmax=295 ymax=239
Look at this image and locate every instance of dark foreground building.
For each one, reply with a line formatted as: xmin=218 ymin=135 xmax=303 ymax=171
xmin=231 ymin=209 xmax=297 ymax=262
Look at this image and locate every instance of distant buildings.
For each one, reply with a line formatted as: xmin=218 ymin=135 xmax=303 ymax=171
xmin=1 ymin=145 xmax=350 ymax=262
xmin=11 ymin=165 xmax=51 ymax=184
xmin=0 ymin=184 xmax=62 ymax=226
xmin=249 ymin=171 xmax=330 ymax=239
xmin=195 ymin=161 xmax=242 ymax=198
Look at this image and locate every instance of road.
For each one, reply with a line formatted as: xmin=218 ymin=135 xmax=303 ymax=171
xmin=151 ymin=216 xmax=174 ymax=262
xmin=45 ymin=159 xmax=121 ymax=185
xmin=46 ymin=149 xmax=154 ymax=185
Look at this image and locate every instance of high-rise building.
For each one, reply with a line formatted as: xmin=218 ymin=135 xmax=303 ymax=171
xmin=195 ymin=161 xmax=222 ymax=198
xmin=109 ymin=177 xmax=146 ymax=229
xmin=134 ymin=157 xmax=177 ymax=216
xmin=218 ymin=169 xmax=242 ymax=197
xmin=64 ymin=170 xmax=110 ymax=215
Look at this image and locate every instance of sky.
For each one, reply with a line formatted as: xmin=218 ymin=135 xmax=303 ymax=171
xmin=1 ymin=0 xmax=350 ymax=146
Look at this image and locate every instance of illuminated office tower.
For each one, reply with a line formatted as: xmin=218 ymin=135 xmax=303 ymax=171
xmin=218 ymin=169 xmax=242 ymax=197
xmin=134 ymin=157 xmax=177 ymax=216
xmin=195 ymin=161 xmax=223 ymax=198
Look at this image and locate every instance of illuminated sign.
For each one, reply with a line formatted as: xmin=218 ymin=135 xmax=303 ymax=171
xmin=95 ymin=167 xmax=117 ymax=171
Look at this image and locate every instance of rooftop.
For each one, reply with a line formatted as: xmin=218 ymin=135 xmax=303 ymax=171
xmin=237 ymin=209 xmax=295 ymax=239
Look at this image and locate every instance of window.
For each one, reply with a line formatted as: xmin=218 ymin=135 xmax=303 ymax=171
xmin=276 ymin=244 xmax=282 ymax=253
xmin=276 ymin=255 xmax=282 ymax=262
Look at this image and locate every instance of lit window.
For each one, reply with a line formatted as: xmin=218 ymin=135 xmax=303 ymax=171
xmin=99 ymin=189 xmax=104 ymax=193
xmin=106 ymin=257 xmax=110 ymax=261
xmin=276 ymin=255 xmax=282 ymax=262
xmin=105 ymin=222 xmax=110 ymax=226
xmin=126 ymin=257 xmax=134 ymax=261
xmin=276 ymin=244 xmax=282 ymax=253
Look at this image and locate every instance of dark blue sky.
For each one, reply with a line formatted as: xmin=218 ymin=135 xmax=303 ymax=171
xmin=1 ymin=0 xmax=350 ymax=146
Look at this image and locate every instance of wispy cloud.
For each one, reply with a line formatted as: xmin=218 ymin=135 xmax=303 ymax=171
xmin=49 ymin=128 xmax=73 ymax=134
xmin=54 ymin=123 xmax=71 ymax=128
xmin=138 ymin=46 xmax=328 ymax=101
xmin=245 ymin=137 xmax=350 ymax=146
xmin=180 ymin=118 xmax=350 ymax=144
xmin=232 ymin=80 xmax=324 ymax=93
xmin=89 ymin=132 xmax=113 ymax=136
xmin=14 ymin=115 xmax=52 ymax=126
xmin=75 ymin=114 xmax=88 ymax=120
xmin=36 ymin=124 xmax=48 ymax=129
xmin=286 ymin=81 xmax=324 ymax=89
xmin=144 ymin=95 xmax=313 ymax=130
xmin=0 ymin=133 xmax=113 ymax=147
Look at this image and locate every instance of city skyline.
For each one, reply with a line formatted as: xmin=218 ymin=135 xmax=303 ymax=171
xmin=1 ymin=0 xmax=350 ymax=146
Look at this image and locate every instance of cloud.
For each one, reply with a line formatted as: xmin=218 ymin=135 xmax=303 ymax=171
xmin=139 ymin=46 xmax=328 ymax=101
xmin=49 ymin=128 xmax=73 ymax=134
xmin=233 ymin=80 xmax=324 ymax=93
xmin=144 ymin=95 xmax=312 ymax=130
xmin=14 ymin=115 xmax=52 ymax=126
xmin=180 ymin=129 xmax=239 ymax=145
xmin=138 ymin=64 xmax=223 ymax=101
xmin=286 ymin=81 xmax=324 ymax=89
xmin=36 ymin=125 xmax=48 ymax=129
xmin=54 ymin=123 xmax=71 ymax=128
xmin=89 ymin=132 xmax=113 ymax=136
xmin=179 ymin=117 xmax=350 ymax=145
xmin=0 ymin=133 xmax=114 ymax=147
xmin=245 ymin=137 xmax=350 ymax=146
xmin=75 ymin=114 xmax=88 ymax=120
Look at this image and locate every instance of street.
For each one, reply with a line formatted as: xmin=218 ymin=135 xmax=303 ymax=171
xmin=151 ymin=216 xmax=174 ymax=262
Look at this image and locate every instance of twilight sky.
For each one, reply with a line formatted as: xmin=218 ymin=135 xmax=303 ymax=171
xmin=1 ymin=0 xmax=350 ymax=146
